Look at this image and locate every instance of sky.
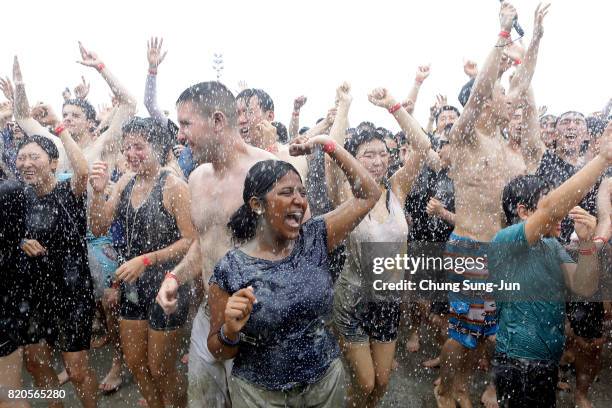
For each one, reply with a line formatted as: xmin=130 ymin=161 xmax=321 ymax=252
xmin=2 ymin=0 xmax=610 ymax=132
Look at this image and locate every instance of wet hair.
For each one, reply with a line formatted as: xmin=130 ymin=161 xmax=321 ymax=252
xmin=122 ymin=117 xmax=175 ymax=164
xmin=586 ymin=116 xmax=606 ymax=138
xmin=344 ymin=128 xmax=387 ymax=157
xmin=250 ymin=89 xmax=274 ymax=113
xmin=236 ymin=88 xmax=254 ymax=102
xmin=502 ymin=175 xmax=551 ymax=226
xmin=435 ymin=106 xmax=461 ymax=124
xmin=298 ymin=126 xmax=310 ymax=135
xmin=63 ymin=98 xmax=97 ymax=122
xmin=556 ymin=111 xmax=586 ymax=126
xmin=539 ymin=114 xmax=557 ymax=126
xmin=395 ymin=131 xmax=407 ymax=147
xmin=176 ymin=81 xmax=237 ymax=127
xmin=357 ymin=121 xmax=376 ymax=133
xmin=458 ymin=78 xmax=475 ymax=107
xmin=17 ymin=135 xmax=59 ymax=160
xmin=344 ymin=128 xmax=392 ymax=210
xmin=272 ymin=121 xmax=288 ymax=144
xmin=227 ymin=160 xmax=302 ymax=243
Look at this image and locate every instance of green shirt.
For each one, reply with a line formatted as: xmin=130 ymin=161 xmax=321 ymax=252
xmin=489 ymin=222 xmax=574 ymax=362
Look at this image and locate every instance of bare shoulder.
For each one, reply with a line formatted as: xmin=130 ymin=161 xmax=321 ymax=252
xmin=164 ymin=172 xmax=189 ymax=192
xmin=245 ymin=144 xmax=277 ymax=163
xmin=188 ymin=164 xmax=214 ymax=187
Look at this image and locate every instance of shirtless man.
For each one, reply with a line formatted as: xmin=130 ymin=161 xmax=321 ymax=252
xmin=237 ymin=88 xmax=309 ymax=179
xmin=156 ymin=81 xmax=275 ymax=407
xmin=435 ymin=3 xmax=550 ymax=407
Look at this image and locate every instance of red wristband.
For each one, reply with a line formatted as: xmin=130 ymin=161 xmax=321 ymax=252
xmin=148 ymin=68 xmax=157 ymax=75
xmin=292 ymin=111 xmax=300 ymax=117
xmin=96 ymin=63 xmax=105 ymax=72
xmin=499 ymin=31 xmax=511 ymax=39
xmin=165 ymin=272 xmax=178 ymax=282
xmin=388 ymin=103 xmax=402 ymax=114
xmin=322 ymin=140 xmax=336 ymax=154
xmin=142 ymin=255 xmax=152 ymax=267
xmin=513 ymin=58 xmax=522 ymax=65
xmin=415 ymin=79 xmax=423 ymax=85
xmin=54 ymin=124 xmax=66 ymax=135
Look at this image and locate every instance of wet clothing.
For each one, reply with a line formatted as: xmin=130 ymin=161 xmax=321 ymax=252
xmin=210 ymin=217 xmax=339 ymax=391
xmin=430 ymin=168 xmax=455 ymax=243
xmin=493 ymin=354 xmax=558 ymax=408
xmin=445 ymin=233 xmax=496 ymax=349
xmin=405 ymin=165 xmax=440 ymax=242
xmin=306 ymin=146 xmax=346 ymax=282
xmin=489 ymin=222 xmax=574 ymax=362
xmin=228 ymin=358 xmax=345 ymax=408
xmin=115 ymin=171 xmax=189 ymax=330
xmin=21 ymin=179 xmax=94 ymax=352
xmin=334 ymin=191 xmax=408 ymax=343
xmin=536 ymin=150 xmax=606 ymax=340
xmin=87 ymin=233 xmax=119 ymax=299
xmin=0 ymin=180 xmax=27 ymax=356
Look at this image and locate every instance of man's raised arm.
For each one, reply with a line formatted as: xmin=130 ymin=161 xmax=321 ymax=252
xmin=507 ymin=3 xmax=550 ymax=103
xmin=449 ymin=2 xmax=517 ymax=145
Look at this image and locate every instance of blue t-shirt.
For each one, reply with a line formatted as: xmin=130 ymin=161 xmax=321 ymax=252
xmin=489 ymin=222 xmax=575 ymax=362
xmin=209 ymin=217 xmax=339 ymax=390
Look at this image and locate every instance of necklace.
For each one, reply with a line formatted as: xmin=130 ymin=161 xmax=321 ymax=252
xmin=125 ymin=173 xmax=158 ymax=258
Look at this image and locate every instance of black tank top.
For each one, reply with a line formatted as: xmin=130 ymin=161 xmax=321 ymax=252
xmin=116 ymin=171 xmax=181 ymax=262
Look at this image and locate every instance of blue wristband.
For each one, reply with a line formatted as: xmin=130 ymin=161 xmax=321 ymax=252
xmin=218 ymin=325 xmax=240 ymax=347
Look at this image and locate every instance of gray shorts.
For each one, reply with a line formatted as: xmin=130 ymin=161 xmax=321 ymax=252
xmin=228 ymin=358 xmax=345 ymax=408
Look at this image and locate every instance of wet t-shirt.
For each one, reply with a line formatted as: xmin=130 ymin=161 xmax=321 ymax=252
xmin=21 ymin=180 xmax=92 ymax=309
xmin=210 ymin=217 xmax=339 ymax=390
xmin=489 ymin=222 xmax=574 ymax=362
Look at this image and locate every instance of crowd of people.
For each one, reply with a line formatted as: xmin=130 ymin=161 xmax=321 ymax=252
xmin=1 ymin=2 xmax=611 ymax=408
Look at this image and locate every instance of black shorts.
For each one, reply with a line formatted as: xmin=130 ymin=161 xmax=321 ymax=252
xmin=567 ymin=302 xmax=604 ymax=339
xmin=26 ymin=290 xmax=95 ymax=353
xmin=430 ymin=301 xmax=450 ymax=316
xmin=120 ymin=281 xmax=190 ymax=331
xmin=493 ymin=354 xmax=558 ymax=408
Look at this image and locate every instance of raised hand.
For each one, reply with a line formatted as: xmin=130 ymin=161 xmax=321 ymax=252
xmin=77 ymin=41 xmax=104 ymax=69
xmin=224 ymin=286 xmax=258 ymax=336
xmin=335 ymin=82 xmax=352 ymax=107
xmin=293 ymin=95 xmax=307 ymax=111
xmin=89 ymin=161 xmax=110 ymax=193
xmin=368 ymin=88 xmax=396 ymax=110
xmin=325 ymin=107 xmax=337 ymax=127
xmin=0 ymin=77 xmax=15 ymax=102
xmin=147 ymin=37 xmax=168 ymax=70
xmin=237 ymin=80 xmax=248 ymax=91
xmin=0 ymin=101 xmax=13 ymax=121
xmin=463 ymin=60 xmax=478 ymax=78
xmin=31 ymin=102 xmax=60 ymax=127
xmin=500 ymin=2 xmax=518 ymax=32
xmin=252 ymin=119 xmax=277 ymax=143
xmin=62 ymin=87 xmax=72 ymax=101
xmin=415 ymin=65 xmax=431 ymax=83
xmin=289 ymin=134 xmax=332 ymax=156
xmin=599 ymin=121 xmax=612 ymax=163
xmin=74 ymin=76 xmax=90 ymax=99
xmin=533 ymin=3 xmax=551 ymax=40
xmin=538 ymin=105 xmax=548 ymax=118
xmin=13 ymin=56 xmax=23 ymax=84
xmin=569 ymin=207 xmax=597 ymax=242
